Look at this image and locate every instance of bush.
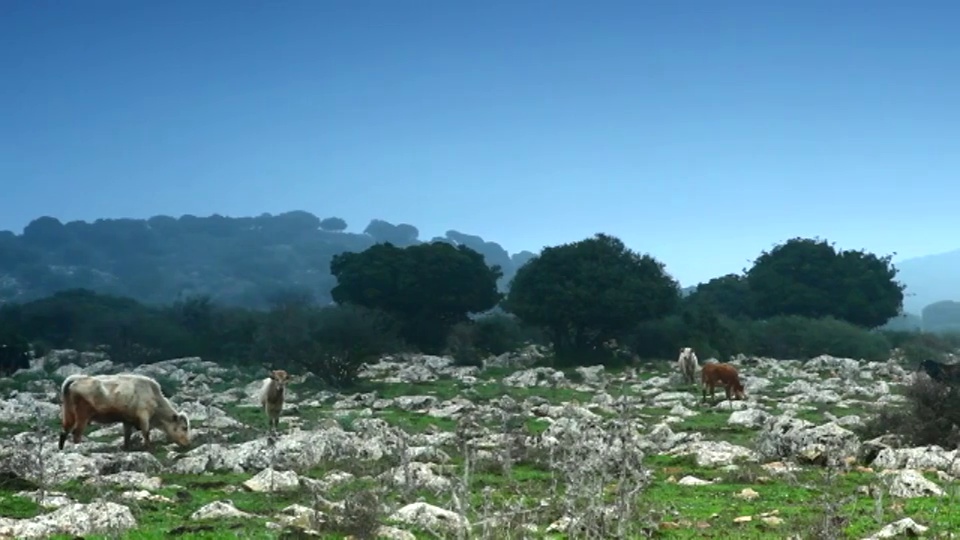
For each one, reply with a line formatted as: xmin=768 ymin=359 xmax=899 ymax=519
xmin=627 ymin=315 xmax=687 ymax=360
xmin=858 ymin=375 xmax=960 ymax=448
xmin=626 ymin=312 xmax=742 ymax=362
xmin=310 ymin=305 xmax=407 ymax=388
xmin=444 ymin=323 xmax=484 ymax=367
xmin=625 ymin=314 xmax=891 ymax=363
xmin=443 ymin=313 xmax=533 ymax=367
xmin=739 ymin=315 xmax=891 ymax=361
xmin=255 ymin=304 xmax=406 ymax=390
xmin=0 ymin=330 xmax=30 ymax=376
xmin=884 ymin=330 xmax=960 ymax=368
xmin=473 ymin=313 xmax=528 ymax=355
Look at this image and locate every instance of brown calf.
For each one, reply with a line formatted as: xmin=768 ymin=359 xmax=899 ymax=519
xmin=701 ymin=362 xmax=746 ymax=403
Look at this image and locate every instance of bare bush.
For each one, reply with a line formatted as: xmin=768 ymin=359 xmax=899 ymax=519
xmin=858 ymin=374 xmax=960 ymax=448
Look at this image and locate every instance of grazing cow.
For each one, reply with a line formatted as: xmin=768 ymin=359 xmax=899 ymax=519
xmin=58 ymin=373 xmax=191 ymax=451
xmin=701 ymin=362 xmax=746 ymax=403
xmin=677 ymin=347 xmax=699 ymax=385
xmin=259 ymin=369 xmax=290 ymax=432
xmin=918 ymin=359 xmax=960 ymax=385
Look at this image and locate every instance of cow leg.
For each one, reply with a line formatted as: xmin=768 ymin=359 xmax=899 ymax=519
xmin=724 ymin=384 xmax=732 ymax=401
xmin=137 ymin=413 xmax=152 ymax=451
xmin=71 ymin=416 xmax=89 ymax=444
xmin=59 ymin=399 xmax=77 ymax=450
xmin=59 ymin=416 xmax=74 ymax=450
xmin=122 ymin=422 xmax=134 ymax=450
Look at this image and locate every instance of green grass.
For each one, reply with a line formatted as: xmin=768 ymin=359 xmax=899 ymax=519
xmin=671 ymin=411 xmax=758 ymax=448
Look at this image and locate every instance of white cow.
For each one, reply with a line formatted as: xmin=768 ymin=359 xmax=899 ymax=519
xmin=677 ymin=347 xmax=699 ymax=385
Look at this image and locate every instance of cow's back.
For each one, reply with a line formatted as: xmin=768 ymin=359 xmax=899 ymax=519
xmin=98 ymin=374 xmax=162 ymax=412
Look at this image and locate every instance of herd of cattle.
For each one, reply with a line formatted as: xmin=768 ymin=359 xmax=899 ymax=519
xmin=47 ymin=347 xmax=958 ymax=453
xmin=56 ymin=369 xmax=291 ymax=451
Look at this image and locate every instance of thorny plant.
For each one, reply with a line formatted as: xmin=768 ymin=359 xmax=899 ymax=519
xmin=540 ymin=385 xmax=651 ymax=539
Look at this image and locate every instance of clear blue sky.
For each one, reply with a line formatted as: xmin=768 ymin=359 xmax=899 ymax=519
xmin=3 ymin=0 xmax=960 ymax=288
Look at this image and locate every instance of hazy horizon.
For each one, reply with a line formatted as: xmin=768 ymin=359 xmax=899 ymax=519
xmin=5 ymin=0 xmax=960 ymax=288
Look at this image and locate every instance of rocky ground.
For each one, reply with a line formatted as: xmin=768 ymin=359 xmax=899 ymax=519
xmin=0 ymin=346 xmax=954 ymax=539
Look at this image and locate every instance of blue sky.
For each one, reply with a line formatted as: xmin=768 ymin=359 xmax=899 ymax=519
xmin=3 ymin=0 xmax=960 ymax=288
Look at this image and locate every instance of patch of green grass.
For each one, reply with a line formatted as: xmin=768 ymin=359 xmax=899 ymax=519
xmin=523 ymin=418 xmax=551 ymax=435
xmin=359 ymin=378 xmax=463 ymax=401
xmin=0 ymin=494 xmax=42 ymax=519
xmin=467 ymin=382 xmax=596 ymax=404
xmin=672 ymin=411 xmax=758 ymax=447
xmin=376 ymin=408 xmax=458 ymax=433
xmin=790 ymin=403 xmax=870 ymax=425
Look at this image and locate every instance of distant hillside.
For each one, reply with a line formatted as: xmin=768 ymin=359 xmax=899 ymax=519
xmin=0 ymin=212 xmax=538 ymax=309
xmin=895 ymin=249 xmax=960 ymax=315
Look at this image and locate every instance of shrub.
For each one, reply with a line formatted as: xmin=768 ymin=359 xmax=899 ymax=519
xmin=255 ymin=303 xmax=406 ymax=390
xmin=885 ymin=331 xmax=960 ymax=368
xmin=739 ymin=315 xmax=891 ymax=361
xmin=444 ymin=313 xmax=531 ymax=367
xmin=444 ymin=322 xmax=484 ymax=367
xmin=309 ymin=305 xmax=407 ymax=388
xmin=858 ymin=375 xmax=960 ymax=448
xmin=0 ymin=330 xmax=30 ymax=376
xmin=472 ymin=313 xmax=528 ymax=355
xmin=626 ymin=312 xmax=742 ymax=362
xmin=627 ymin=315 xmax=687 ymax=360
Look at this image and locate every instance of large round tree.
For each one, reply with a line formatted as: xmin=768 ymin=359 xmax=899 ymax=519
xmin=505 ymin=233 xmax=680 ymax=359
xmin=330 ymin=241 xmax=503 ymax=352
xmin=746 ymin=237 xmax=905 ymax=328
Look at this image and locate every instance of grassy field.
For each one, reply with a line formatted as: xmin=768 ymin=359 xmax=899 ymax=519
xmin=0 ymin=355 xmax=951 ymax=539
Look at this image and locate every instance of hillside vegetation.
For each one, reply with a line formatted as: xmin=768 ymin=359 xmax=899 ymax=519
xmin=0 ymin=231 xmax=933 ymax=381
xmin=0 ymin=212 xmax=536 ymax=309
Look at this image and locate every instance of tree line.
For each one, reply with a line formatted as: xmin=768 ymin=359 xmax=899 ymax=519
xmin=0 ymin=211 xmax=536 ymax=309
xmin=0 ymin=232 xmax=951 ymax=387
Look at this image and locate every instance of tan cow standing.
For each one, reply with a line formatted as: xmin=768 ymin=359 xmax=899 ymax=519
xmin=259 ymin=369 xmax=291 ymax=433
xmin=58 ymin=373 xmax=191 ymax=451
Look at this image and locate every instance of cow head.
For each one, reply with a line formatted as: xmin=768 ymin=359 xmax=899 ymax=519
xmin=269 ymin=369 xmax=290 ymax=393
xmin=165 ymin=412 xmax=191 ymax=447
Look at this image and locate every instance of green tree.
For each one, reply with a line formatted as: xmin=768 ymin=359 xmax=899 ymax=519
xmin=684 ymin=273 xmax=753 ymax=319
xmin=746 ymin=237 xmax=904 ymax=328
xmin=505 ymin=233 xmax=680 ymax=361
xmin=329 ymin=241 xmax=503 ymax=352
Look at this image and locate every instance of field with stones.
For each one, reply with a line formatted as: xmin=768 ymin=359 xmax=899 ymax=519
xmin=0 ymin=347 xmax=952 ymax=539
